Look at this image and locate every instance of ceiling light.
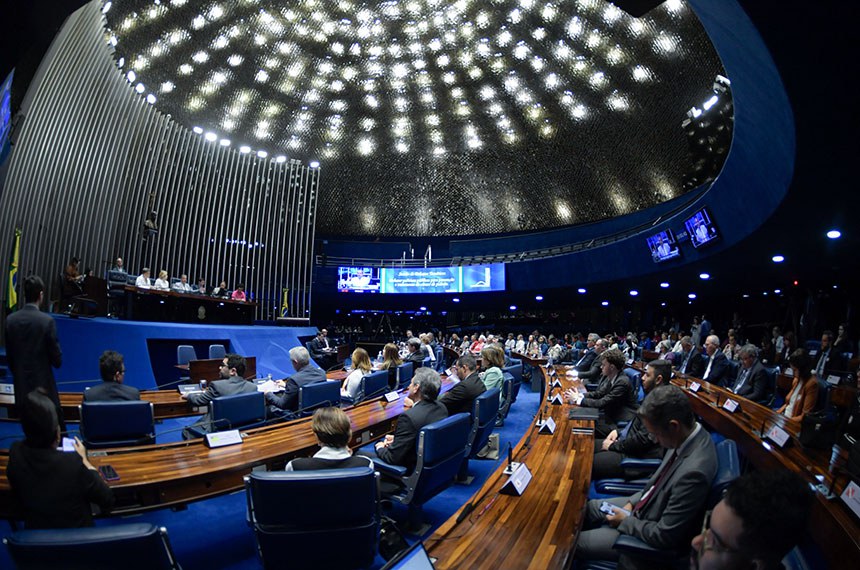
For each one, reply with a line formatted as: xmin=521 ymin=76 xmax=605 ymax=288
xmin=509 ymin=305 xmax=517 ymax=311
xmin=688 ymin=293 xmax=697 ymax=299
xmin=826 ymin=229 xmax=841 ymax=239
xmin=699 ymin=273 xmax=710 ymax=280
xmin=629 ymin=290 xmax=638 ymax=296
xmin=601 ymin=301 xmax=609 ymax=306
xmin=771 ymin=255 xmax=785 ymax=263
xmin=577 ymin=288 xmax=586 ymax=294
xmin=660 ymin=282 xmax=670 ymax=288
xmin=452 ymin=298 xmax=460 ymax=303
xmin=535 ymin=295 xmax=543 ymax=301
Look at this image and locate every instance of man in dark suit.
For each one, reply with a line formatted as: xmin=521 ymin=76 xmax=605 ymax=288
xmin=573 ymin=333 xmax=601 ymax=371
xmin=701 ymin=334 xmax=730 ymax=386
xmin=266 ymin=346 xmax=326 ymax=413
xmin=83 ymin=351 xmax=140 ymax=402
xmin=576 ymin=338 xmax=609 ymax=382
xmin=576 ymin=385 xmax=718 ymax=565
xmin=674 ymin=335 xmax=702 ymax=377
xmin=813 ymin=330 xmax=844 ymax=380
xmin=403 ymin=337 xmax=426 ymax=366
xmin=730 ymin=344 xmax=770 ymax=404
xmin=439 ymin=353 xmax=486 ymax=416
xmin=373 ymin=367 xmax=447 ymax=473
xmin=565 ymin=349 xmax=637 ymax=437
xmin=5 ymin=276 xmax=64 ymax=430
xmin=181 ymin=353 xmax=257 ymax=438
xmin=309 ymin=329 xmax=335 ymax=369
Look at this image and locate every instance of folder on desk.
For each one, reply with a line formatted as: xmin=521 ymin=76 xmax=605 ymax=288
xmin=568 ymin=407 xmax=599 ymax=421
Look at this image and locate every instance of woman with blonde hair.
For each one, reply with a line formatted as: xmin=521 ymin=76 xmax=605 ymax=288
xmin=342 ymin=347 xmax=372 ymax=399
xmin=480 ymin=345 xmax=505 ymax=391
xmin=379 ymin=343 xmax=403 ymax=389
xmin=285 ymin=407 xmax=373 ymax=470
xmin=153 ymin=270 xmax=170 ymax=291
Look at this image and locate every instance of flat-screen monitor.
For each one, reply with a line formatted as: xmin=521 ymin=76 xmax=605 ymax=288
xmin=337 ymin=266 xmax=381 ymax=293
xmin=685 ymin=207 xmax=719 ymax=248
xmin=380 ymin=541 xmax=435 ymax=570
xmin=646 ymin=229 xmax=681 ymax=263
xmin=0 ymin=69 xmax=14 ymax=166
xmin=337 ymin=264 xmax=505 ymax=294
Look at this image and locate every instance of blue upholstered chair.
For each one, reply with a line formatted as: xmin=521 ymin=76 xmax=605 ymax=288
xmin=244 ymin=467 xmax=380 ymax=570
xmin=396 ymin=361 xmax=414 ymax=390
xmin=297 ymin=380 xmax=341 ymax=415
xmin=79 ymin=401 xmax=155 ymax=449
xmin=208 ymin=344 xmax=226 ymax=360
xmin=727 ymin=359 xmax=740 ymax=383
xmin=3 ymin=523 xmax=181 ymax=570
xmin=502 ymin=360 xmax=523 ymax=403
xmin=623 ymin=368 xmax=643 ymax=401
xmin=106 ymin=270 xmax=128 ymax=318
xmin=458 ymin=387 xmax=501 ymax=483
xmin=183 ymin=392 xmax=267 ymax=438
xmin=422 ymin=356 xmax=432 ymax=368
xmin=343 ymin=370 xmax=390 ymax=406
xmin=497 ymin=373 xmax=515 ymax=420
xmin=372 ymin=413 xmax=471 ymax=533
xmin=176 ymin=345 xmax=197 ymax=367
xmin=434 ymin=345 xmax=445 ymax=372
xmin=762 ymin=365 xmax=780 ymax=406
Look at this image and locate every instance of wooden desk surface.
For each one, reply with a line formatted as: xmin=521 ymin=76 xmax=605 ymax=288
xmin=510 ymin=351 xmax=547 ymax=368
xmin=427 ymin=366 xmax=594 ymax=570
xmin=666 ymin=371 xmax=860 ymax=570
xmin=0 ymin=378 xmax=453 ymax=518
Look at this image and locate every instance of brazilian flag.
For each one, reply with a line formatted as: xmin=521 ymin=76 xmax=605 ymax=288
xmin=7 ymin=228 xmax=21 ymax=311
xmin=280 ymin=288 xmax=289 ymax=317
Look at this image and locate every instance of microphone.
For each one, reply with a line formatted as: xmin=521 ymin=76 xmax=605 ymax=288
xmin=507 ymin=442 xmax=513 ymax=471
xmin=456 ymin=502 xmax=475 ymax=523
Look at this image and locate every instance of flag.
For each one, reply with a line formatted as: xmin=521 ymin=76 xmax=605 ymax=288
xmin=7 ymin=228 xmax=21 ymax=311
xmin=280 ymin=288 xmax=289 ymax=317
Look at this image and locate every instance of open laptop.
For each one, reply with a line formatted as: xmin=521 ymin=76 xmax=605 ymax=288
xmin=380 ymin=541 xmax=436 ymax=570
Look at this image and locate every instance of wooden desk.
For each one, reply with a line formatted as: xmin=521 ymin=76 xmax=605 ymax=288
xmin=511 ymin=352 xmax=548 ymax=368
xmin=123 ymin=286 xmax=256 ymax=324
xmin=668 ymin=372 xmax=860 ymax=570
xmin=427 ymin=366 xmax=594 ymax=569
xmin=0 ymin=378 xmax=454 ymax=518
xmin=183 ymin=357 xmax=258 ymax=384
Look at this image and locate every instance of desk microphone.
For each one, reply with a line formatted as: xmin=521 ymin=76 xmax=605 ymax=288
xmin=507 ymin=442 xmax=513 ymax=472
xmin=456 ymin=502 xmax=475 ymax=523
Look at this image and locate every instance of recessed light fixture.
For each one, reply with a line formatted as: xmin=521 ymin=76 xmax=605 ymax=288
xmin=660 ymin=282 xmax=669 ymax=288
xmin=577 ymin=288 xmax=587 ymax=294
xmin=419 ymin=306 xmax=427 ymax=311
xmin=699 ymin=273 xmax=710 ymax=280
xmin=688 ymin=293 xmax=697 ymax=299
xmin=774 ymin=289 xmax=781 ymax=294
xmin=601 ymin=301 xmax=609 ymax=306
xmin=452 ymin=298 xmax=460 ymax=303
xmin=826 ymin=229 xmax=841 ymax=239
xmin=660 ymin=302 xmax=666 ymax=306
xmin=309 ymin=161 xmax=320 ymax=168
xmin=535 ymin=295 xmax=544 ymax=301
xmin=629 ymin=290 xmax=638 ymax=296
xmin=742 ymin=294 xmax=750 ymax=298
xmin=771 ymin=255 xmax=785 ymax=263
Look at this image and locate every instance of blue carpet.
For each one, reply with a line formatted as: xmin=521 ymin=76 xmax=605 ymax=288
xmin=0 ymin=385 xmax=539 ymax=569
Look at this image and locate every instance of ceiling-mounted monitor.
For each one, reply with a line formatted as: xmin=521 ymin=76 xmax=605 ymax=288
xmin=685 ymin=207 xmax=719 ymax=248
xmin=647 ymin=229 xmax=681 ymax=263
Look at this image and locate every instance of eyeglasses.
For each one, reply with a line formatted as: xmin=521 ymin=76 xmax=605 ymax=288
xmin=698 ymin=510 xmax=738 ymax=554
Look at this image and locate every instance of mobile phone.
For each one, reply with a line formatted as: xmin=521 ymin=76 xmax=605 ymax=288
xmin=98 ymin=464 xmax=120 ymax=481
xmin=599 ymin=501 xmax=616 ymax=515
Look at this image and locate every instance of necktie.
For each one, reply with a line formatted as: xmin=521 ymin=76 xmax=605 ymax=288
xmin=680 ymin=352 xmax=690 ymax=373
xmin=734 ymin=368 xmax=749 ymax=393
xmin=816 ymin=350 xmax=827 ymax=377
xmin=632 ymin=451 xmax=678 ymax=515
xmin=704 ymin=356 xmax=714 ymax=379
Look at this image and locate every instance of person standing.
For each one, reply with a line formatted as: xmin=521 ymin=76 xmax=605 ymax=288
xmin=5 ymin=276 xmax=64 ymax=431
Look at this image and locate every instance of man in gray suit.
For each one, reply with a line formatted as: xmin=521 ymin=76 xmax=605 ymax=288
xmin=265 ymin=346 xmax=326 ymax=413
xmin=181 ymin=353 xmax=257 ymax=439
xmin=576 ymin=385 xmax=718 ymax=566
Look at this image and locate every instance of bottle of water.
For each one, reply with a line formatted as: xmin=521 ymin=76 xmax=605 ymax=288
xmin=377 ymin=351 xmax=383 ymax=363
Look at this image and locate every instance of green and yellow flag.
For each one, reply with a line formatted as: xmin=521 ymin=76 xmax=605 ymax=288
xmin=280 ymin=287 xmax=289 ymax=317
xmin=7 ymin=228 xmax=21 ymax=311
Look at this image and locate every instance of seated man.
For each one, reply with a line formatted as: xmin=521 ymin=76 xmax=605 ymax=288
xmin=181 ymin=353 xmax=256 ymax=439
xmin=674 ymin=335 xmax=703 ymax=377
xmin=439 ymin=354 xmax=486 ymax=416
xmin=134 ymin=267 xmax=151 ymax=289
xmin=729 ymin=344 xmax=770 ymax=404
xmin=286 ymin=407 xmax=373 ymax=471
xmin=83 ymin=350 xmax=140 ymax=402
xmin=403 ymin=337 xmax=426 ymax=366
xmin=690 ymin=470 xmax=813 ymax=570
xmin=172 ymin=273 xmax=193 ymax=293
xmin=592 ymin=359 xmax=669 ymax=480
xmin=813 ymin=330 xmax=845 ymax=379
xmin=573 ymin=333 xmax=602 ymax=371
xmin=265 ymin=346 xmax=326 ymax=414
xmin=372 ymin=367 xmax=447 ymax=473
xmin=111 ymin=257 xmax=126 ymax=273
xmin=565 ymin=349 xmax=638 ymax=437
xmin=7 ymin=391 xmax=114 ymax=528
xmin=576 ymin=385 xmax=717 ymax=564
xmin=196 ymin=278 xmax=206 ymax=294
xmin=575 ymin=338 xmax=609 ymax=382
xmin=309 ymin=329 xmax=336 ymax=369
xmin=701 ymin=334 xmax=730 ymax=386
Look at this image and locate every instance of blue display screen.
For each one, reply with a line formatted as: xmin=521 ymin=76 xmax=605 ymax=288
xmin=646 ymin=229 xmax=681 ymax=263
xmin=685 ymin=207 xmax=719 ymax=248
xmin=0 ymin=69 xmax=14 ymax=165
xmin=337 ymin=266 xmax=381 ymax=293
xmin=338 ymin=264 xmax=505 ymax=294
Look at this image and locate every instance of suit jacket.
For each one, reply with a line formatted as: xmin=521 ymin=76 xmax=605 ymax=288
xmin=608 ymin=415 xmax=662 ymax=458
xmin=5 ymin=304 xmax=63 ymax=411
xmin=814 ymin=347 xmax=845 ymax=378
xmin=617 ymin=425 xmax=718 ymax=550
xmin=581 ymin=373 xmax=638 ymax=425
xmin=309 ymin=337 xmax=326 ymax=359
xmin=675 ymin=348 xmax=701 ymax=377
xmin=574 ymin=348 xmax=597 ymax=372
xmin=776 ymin=377 xmax=819 ymax=421
xmin=439 ymin=371 xmax=486 ymax=416
xmin=266 ymin=365 xmax=326 ymax=411
xmin=83 ymin=382 xmax=140 ymax=402
xmin=403 ymin=351 xmax=425 ymax=366
xmin=184 ymin=376 xmax=257 ymax=436
xmin=376 ymin=400 xmax=448 ymax=472
xmin=702 ymin=351 xmax=730 ymax=386
xmin=577 ymin=354 xmax=603 ymax=382
xmin=731 ymin=360 xmax=770 ymax=404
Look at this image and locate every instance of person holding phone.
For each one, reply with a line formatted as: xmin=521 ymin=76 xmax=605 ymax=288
xmin=7 ymin=390 xmax=114 ymax=529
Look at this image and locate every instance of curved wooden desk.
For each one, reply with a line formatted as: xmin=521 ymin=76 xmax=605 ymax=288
xmin=667 ymin=371 xmax=860 ymax=570
xmin=427 ymin=366 xmax=594 ymax=569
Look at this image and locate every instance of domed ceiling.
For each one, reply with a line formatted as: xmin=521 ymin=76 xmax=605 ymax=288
xmin=102 ymin=0 xmax=728 ymax=237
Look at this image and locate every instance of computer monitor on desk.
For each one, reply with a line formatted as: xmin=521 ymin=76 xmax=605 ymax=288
xmin=381 ymin=541 xmax=435 ymax=570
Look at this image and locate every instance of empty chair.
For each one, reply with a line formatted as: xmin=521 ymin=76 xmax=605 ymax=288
xmin=422 ymin=357 xmax=432 ymax=368
xmin=208 ymin=344 xmax=226 ymax=360
xmin=396 ymin=361 xmax=414 ymax=390
xmin=185 ymin=392 xmax=267 ymax=438
xmin=79 ymin=401 xmax=155 ymax=449
xmin=372 ymin=413 xmax=471 ymax=533
xmin=502 ymin=360 xmax=524 ymax=403
xmin=3 ymin=523 xmax=181 ymax=570
xmin=497 ymin=373 xmax=515 ymax=420
xmin=297 ymin=380 xmax=341 ymax=415
xmin=244 ymin=467 xmax=380 ymax=570
xmin=726 ymin=359 xmax=740 ymax=383
xmin=177 ymin=345 xmax=197 ymax=367
xmin=106 ymin=270 xmax=128 ymax=318
xmin=623 ymin=368 xmax=643 ymax=401
xmin=459 ymin=387 xmax=501 ymax=483
xmin=434 ymin=345 xmax=445 ymax=372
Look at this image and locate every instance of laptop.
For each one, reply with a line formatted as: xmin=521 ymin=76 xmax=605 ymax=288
xmin=380 ymin=541 xmax=436 ymax=570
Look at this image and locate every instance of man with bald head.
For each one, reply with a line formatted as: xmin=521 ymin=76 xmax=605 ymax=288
xmin=701 ymin=335 xmax=730 ymax=387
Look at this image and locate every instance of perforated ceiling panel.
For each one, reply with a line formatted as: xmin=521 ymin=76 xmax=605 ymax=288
xmin=103 ymin=0 xmax=727 ymax=236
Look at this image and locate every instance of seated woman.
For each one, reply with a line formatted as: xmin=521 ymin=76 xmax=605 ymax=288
xmin=469 ymin=335 xmax=486 ymax=354
xmin=342 ymin=347 xmax=372 ymax=399
xmin=723 ymin=333 xmax=740 ymax=361
xmin=153 ymin=270 xmax=170 ymax=290
xmin=379 ymin=342 xmax=403 ymax=390
xmin=285 ymin=407 xmax=373 ymax=470
xmin=480 ymin=345 xmax=505 ymax=391
xmin=515 ymin=334 xmax=526 ymax=353
xmin=231 ymin=283 xmax=246 ymax=301
xmin=656 ymin=339 xmax=676 ymax=362
xmin=777 ymin=348 xmax=818 ymax=421
xmin=7 ymin=390 xmax=114 ymax=529
xmin=211 ymin=280 xmax=229 ymax=297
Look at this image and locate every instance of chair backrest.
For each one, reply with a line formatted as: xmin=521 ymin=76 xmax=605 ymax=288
xmin=245 ymin=467 xmax=379 ymax=570
xmin=623 ymin=368 xmax=642 ymax=399
xmin=708 ymin=439 xmax=741 ymax=508
xmin=79 ymin=401 xmax=155 ymax=449
xmin=396 ymin=361 xmax=414 ymax=390
xmin=763 ymin=366 xmax=780 ymax=404
xmin=422 ymin=357 xmax=432 ymax=368
xmin=211 ymin=391 xmax=266 ymax=431
xmin=502 ymin=362 xmax=523 ymax=384
xmin=434 ymin=346 xmax=445 ymax=371
xmin=107 ymin=270 xmax=127 ymax=287
xmin=358 ymin=370 xmax=390 ymax=402
xmin=404 ymin=413 xmax=471 ymax=505
xmin=177 ymin=345 xmax=197 ymax=366
xmin=3 ymin=522 xmax=180 ymax=570
xmin=298 ymin=380 xmax=341 ymax=413
xmin=727 ymin=360 xmax=740 ymax=383
xmin=498 ymin=374 xmax=514 ymax=418
xmin=208 ymin=344 xmax=226 ymax=360
xmin=468 ymin=387 xmax=501 ymax=457
xmin=814 ymin=379 xmax=831 ymax=412
xmin=805 ymin=340 xmax=822 ymax=354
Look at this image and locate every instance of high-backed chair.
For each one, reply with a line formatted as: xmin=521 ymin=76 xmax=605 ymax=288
xmin=762 ymin=365 xmax=779 ymax=406
xmin=106 ymin=270 xmax=128 ymax=318
xmin=726 ymin=359 xmax=740 ymax=383
xmin=344 ymin=370 xmax=389 ymax=406
xmin=244 ymin=467 xmax=380 ymax=570
xmin=372 ymin=413 xmax=471 ymax=533
xmin=208 ymin=344 xmax=226 ymax=360
xmin=297 ymin=380 xmax=341 ymax=415
xmin=79 ymin=401 xmax=155 ymax=449
xmin=497 ymin=373 xmax=515 ymax=420
xmin=3 ymin=523 xmax=181 ymax=570
xmin=184 ymin=392 xmax=267 ymax=438
xmin=434 ymin=345 xmax=445 ymax=372
xmin=177 ymin=345 xmax=197 ymax=367
xmin=422 ymin=357 xmax=432 ymax=368
xmin=396 ymin=361 xmax=414 ymax=390
xmin=623 ymin=368 xmax=643 ymax=401
xmin=459 ymin=387 xmax=501 ymax=483
xmin=502 ymin=360 xmax=523 ymax=403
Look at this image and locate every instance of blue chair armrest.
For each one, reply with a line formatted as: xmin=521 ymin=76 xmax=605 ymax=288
xmin=372 ymin=457 xmax=408 ymax=478
xmin=619 ymin=458 xmax=662 ymax=470
xmin=595 ymin=479 xmax=649 ymax=496
xmin=585 ymin=383 xmax=599 ymax=392
xmin=613 ymin=534 xmax=684 ymax=562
